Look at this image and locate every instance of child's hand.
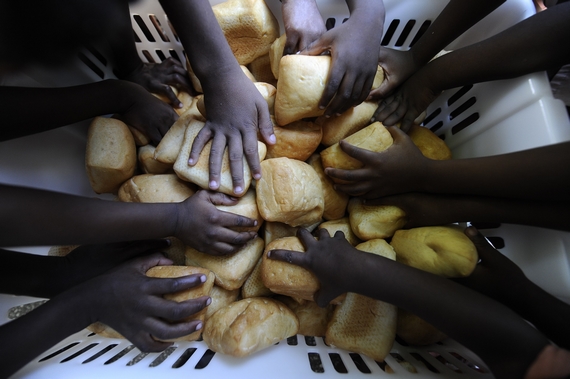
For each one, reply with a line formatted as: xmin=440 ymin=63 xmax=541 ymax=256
xmin=267 ymin=228 xmax=366 ymax=307
xmin=77 ymin=253 xmax=210 ymax=352
xmin=371 ymin=70 xmax=440 ymax=132
xmin=117 ymin=81 xmax=179 ymax=145
xmin=122 ymin=58 xmax=195 ymax=108
xmin=49 ymin=239 xmax=171 ymax=297
xmin=454 ymin=227 xmax=529 ymax=306
xmin=301 ymin=12 xmax=383 ymax=117
xmin=282 ymin=0 xmax=327 ymax=55
xmin=174 ymin=190 xmax=258 ymax=255
xmin=188 ymin=73 xmax=275 ymax=196
xmin=324 ymin=126 xmax=430 ymax=198
xmin=368 ymin=48 xmax=419 ymax=101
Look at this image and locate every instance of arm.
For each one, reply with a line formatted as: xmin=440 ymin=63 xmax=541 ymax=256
xmin=0 ymin=185 xmax=257 ymax=256
xmin=159 ymin=0 xmax=275 ymax=196
xmin=325 ymin=126 xmax=570 ymax=202
xmin=371 ymin=0 xmax=505 ymax=99
xmin=268 ymin=227 xmax=550 ymax=378
xmin=373 ymin=2 xmax=570 ymax=129
xmin=281 ymin=0 xmax=327 ymax=55
xmin=0 ymin=252 xmax=210 ymax=378
xmin=0 ymin=80 xmax=178 ymax=145
xmin=455 ymin=227 xmax=570 ymax=350
xmin=302 ymin=0 xmax=385 ymax=116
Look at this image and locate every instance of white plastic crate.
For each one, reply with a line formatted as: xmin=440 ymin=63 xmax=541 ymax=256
xmin=1 ymin=0 xmax=569 ymax=378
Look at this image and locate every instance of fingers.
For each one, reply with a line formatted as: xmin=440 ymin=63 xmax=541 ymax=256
xmin=188 ymin=126 xmax=212 ymax=166
xmin=143 ymin=273 xmax=206 ymax=296
xmin=227 ymin=134 xmax=245 ymax=195
xmin=207 ymin=134 xmax=226 ymax=191
xmin=115 ymin=239 xmax=172 ymax=261
xmin=283 ymin=34 xmax=300 ymax=56
xmin=464 ymin=226 xmax=498 ymax=261
xmin=137 ymin=252 xmax=174 ymax=274
xmin=158 ymin=84 xmax=182 ymax=109
xmin=151 ymin=296 xmax=211 ymax=322
xmin=267 ymin=249 xmax=307 ymax=268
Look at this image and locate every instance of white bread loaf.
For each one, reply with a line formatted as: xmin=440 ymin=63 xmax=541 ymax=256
xmin=306 ymin=153 xmax=349 ymax=221
xmin=265 ymin=118 xmax=322 ymax=161
xmin=205 ymin=285 xmax=240 ymax=321
xmin=214 ymin=188 xmax=263 ymax=233
xmin=117 ymin=174 xmax=196 ymax=203
xmin=275 ymin=296 xmax=334 ymax=337
xmin=316 ymin=101 xmax=378 ymax=147
xmin=348 ymin=198 xmax=407 ymax=240
xmin=138 ymin=144 xmax=172 ymax=174
xmin=256 ymin=157 xmax=324 ymax=227
xmin=317 ymin=217 xmax=362 ymax=246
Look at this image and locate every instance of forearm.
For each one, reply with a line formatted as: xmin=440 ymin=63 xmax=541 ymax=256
xmin=0 ymin=294 xmax=89 ymax=378
xmin=346 ymin=252 xmax=548 ymax=377
xmin=345 ymin=0 xmax=385 ymax=31
xmin=419 ymin=142 xmax=570 ymax=201
xmin=0 ymin=185 xmax=177 ymax=247
xmin=409 ymin=0 xmax=505 ymax=65
xmin=418 ymin=3 xmax=570 ymax=92
xmin=0 ymin=80 xmax=137 ymax=141
xmin=159 ymin=0 xmax=242 ymax=86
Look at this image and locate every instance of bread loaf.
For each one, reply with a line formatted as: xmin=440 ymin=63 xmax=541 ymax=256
xmin=214 ymin=188 xmax=263 ymax=233
xmin=117 ymin=174 xmax=196 ymax=203
xmin=265 ymin=118 xmax=322 ymax=161
xmin=138 ymin=144 xmax=172 ymax=174
xmin=306 ymin=153 xmax=349 ymax=220
xmin=275 ymin=296 xmax=334 ymax=337
xmin=205 ymin=285 xmax=240 ymax=320
xmin=318 ymin=217 xmax=362 ymax=246
xmin=317 ymin=101 xmax=378 ymax=147
xmin=348 ymin=197 xmax=407 ymax=240
xmin=408 ymin=124 xmax=452 ymax=160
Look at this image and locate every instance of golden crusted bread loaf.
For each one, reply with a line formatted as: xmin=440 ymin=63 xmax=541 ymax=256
xmin=317 ymin=101 xmax=378 ymax=147
xmin=214 ymin=188 xmax=263 ymax=233
xmin=153 ymin=112 xmax=200 ymax=165
xmin=248 ymin=53 xmax=277 ymax=86
xmin=390 ymin=225 xmax=478 ymax=278
xmin=325 ymin=239 xmax=397 ymax=362
xmin=256 ymin=157 xmax=324 ymax=227
xmin=274 ymin=55 xmax=330 ymax=125
xmin=408 ymin=124 xmax=452 ymax=160
xmin=306 ymin=153 xmax=349 ymax=221
xmin=203 ymin=297 xmax=299 ymax=358
xmin=117 ymin=174 xmax=196 ymax=203
xmin=85 ymin=116 xmax=136 ymax=194
xmin=396 ymin=309 xmax=447 ymax=346
xmin=348 ymin=198 xmax=407 ymax=240
xmin=275 ymin=296 xmax=334 ymax=337
xmin=213 ymin=0 xmax=280 ymax=65
xmin=269 ymin=34 xmax=286 ymax=79
xmin=173 ymin=119 xmax=267 ymax=197
xmin=241 ymin=257 xmax=274 ymax=299
xmin=265 ymin=118 xmax=322 ymax=161
xmin=262 ymin=220 xmax=322 ymax=246
xmin=317 ymin=217 xmax=362 ymax=246
xmin=205 ymin=285 xmax=240 ymax=321
xmin=185 ymin=236 xmax=265 ymax=290
xmin=137 ymin=144 xmax=172 ymax=174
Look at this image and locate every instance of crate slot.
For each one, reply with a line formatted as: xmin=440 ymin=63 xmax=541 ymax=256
xmin=390 ymin=353 xmax=418 ymax=373
xmin=410 ymin=352 xmax=439 ymax=373
xmin=449 ymin=97 xmax=477 ymax=121
xmin=126 ymin=351 xmax=149 ymax=366
xmin=486 ymin=236 xmax=505 ymax=249
xmin=447 ymin=85 xmax=474 ymax=107
xmin=155 ymin=49 xmax=167 ymax=62
xmin=148 ymin=14 xmax=170 ymax=42
xmin=451 ymin=112 xmax=479 ymax=135
xmin=133 ymin=14 xmax=156 ymax=42
xmin=194 ymin=348 xmax=216 ymax=369
xmin=328 ymin=353 xmax=348 ymax=373
xmin=429 ymin=351 xmax=462 ymax=374
xmin=38 ymin=342 xmax=80 ymax=362
xmin=287 ymin=335 xmax=298 ymax=345
xmin=171 ymin=347 xmax=197 ymax=368
xmin=394 ymin=19 xmax=416 ymax=47
xmin=375 ymin=360 xmax=393 ymax=373
xmin=82 ymin=343 xmax=118 ymax=364
xmin=304 ymin=335 xmax=317 ymax=346
xmin=349 ymin=353 xmax=372 ymax=374
xmin=104 ymin=345 xmax=135 ymax=365
xmin=149 ymin=346 xmax=176 ymax=367
xmin=307 ymin=352 xmax=325 ymax=373
xmin=409 ymin=20 xmax=431 ymax=47
xmin=325 ymin=17 xmax=336 ymax=30
xmin=423 ymin=107 xmax=442 ymax=126
xmin=381 ymin=19 xmax=400 ymax=46
xmin=450 ymin=351 xmax=488 ymax=374
xmin=77 ymin=52 xmax=105 ymax=79
xmin=60 ymin=343 xmax=98 ymax=363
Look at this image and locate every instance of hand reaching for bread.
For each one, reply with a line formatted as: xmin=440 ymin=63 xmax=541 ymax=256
xmin=188 ymin=72 xmax=275 ymax=195
xmin=281 ymin=0 xmax=327 ymax=55
xmin=175 ymin=190 xmax=259 ymax=256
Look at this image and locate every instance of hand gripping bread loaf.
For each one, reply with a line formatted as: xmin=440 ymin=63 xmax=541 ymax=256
xmin=325 ymin=239 xmax=397 ymax=362
xmin=262 ymin=219 xmax=322 ymax=246
xmin=348 ymin=197 xmax=407 ymax=240
xmin=173 ymin=119 xmax=267 ymax=197
xmin=317 ymin=217 xmax=362 ymax=246
xmin=202 ymin=297 xmax=299 ymax=358
xmin=408 ymin=124 xmax=452 ymax=161
xmin=154 ymin=112 xmax=201 ymax=165
xmin=117 ymin=174 xmax=196 ymax=203
xmin=85 ymin=116 xmax=136 ymax=194
xmin=256 ymin=157 xmax=324 ymax=227
xmin=316 ymin=101 xmax=379 ymax=147
xmin=274 ymin=54 xmax=331 ymax=125
xmin=185 ymin=236 xmax=265 ymax=290
xmin=390 ymin=225 xmax=478 ymax=278
xmin=214 ymin=188 xmax=264 ymax=233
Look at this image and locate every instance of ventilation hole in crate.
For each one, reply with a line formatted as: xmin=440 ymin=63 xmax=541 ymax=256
xmin=133 ymin=30 xmax=141 ymax=43
xmin=78 ymin=52 xmax=105 ymax=79
xmin=39 ymin=342 xmax=80 ymax=362
xmin=142 ymin=50 xmax=156 ymax=64
xmin=381 ymin=19 xmax=400 ymax=46
xmin=87 ymin=332 xmax=96 ymax=337
xmin=84 ymin=44 xmax=107 ymax=66
xmin=195 ymin=349 xmax=215 ymax=369
xmin=169 ymin=50 xmax=181 ymax=62
xmin=409 ymin=20 xmax=431 ymax=47
xmin=395 ymin=335 xmax=409 ymax=346
xmin=149 ymin=346 xmax=176 ymax=367
xmin=149 ymin=14 xmax=170 ymax=42
xmin=390 ymin=353 xmax=418 ymax=373
xmin=423 ymin=108 xmax=441 ymax=126
xmin=126 ymin=352 xmax=149 ymax=366
xmin=172 ymin=347 xmax=196 ymax=368
xmin=451 ymin=112 xmax=479 ymax=135
xmin=304 ymin=336 xmax=317 ymax=346
xmin=470 ymin=222 xmax=501 ymax=230
xmin=410 ymin=352 xmax=439 ymax=373
xmin=308 ymin=352 xmax=325 ymax=373
xmin=104 ymin=345 xmax=135 ymax=365
xmin=449 ymin=97 xmax=476 ymax=121
xmin=82 ymin=344 xmax=118 ymax=364
xmin=168 ymin=20 xmax=180 ymax=41
xmin=60 ymin=343 xmax=98 ymax=363
xmin=447 ymin=85 xmax=474 ymax=107
xmin=287 ymin=335 xmax=298 ymax=345
xmin=349 ymin=353 xmax=372 ymax=373
xmin=450 ymin=352 xmax=487 ymax=373
xmin=156 ymin=49 xmax=167 ymax=62
xmin=133 ymin=15 xmax=155 ymax=42
xmin=429 ymin=352 xmax=462 ymax=373
xmin=342 ymin=17 xmax=349 ymax=24
xmin=395 ymin=20 xmax=416 ymax=47
xmin=376 ymin=360 xmax=393 ymax=373
xmin=427 ymin=120 xmax=444 ymax=134
xmin=325 ymin=17 xmax=336 ymax=30
xmin=329 ymin=353 xmax=348 ymax=373
xmin=486 ymin=236 xmax=505 ymax=249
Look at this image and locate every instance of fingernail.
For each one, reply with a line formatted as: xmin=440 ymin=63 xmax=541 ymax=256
xmin=267 ymin=251 xmax=273 ymax=258
xmin=206 ymin=297 xmax=212 ymax=306
xmin=195 ymin=321 xmax=203 ymax=330
xmin=165 ymin=239 xmax=172 ymax=246
xmin=209 ymin=180 xmax=218 ymax=189
xmin=253 ymin=220 xmax=258 ymax=226
xmin=234 ymin=186 xmax=243 ymax=195
xmin=325 ymin=114 xmax=331 ymax=118
xmin=319 ymin=105 xmax=325 ymax=110
xmin=269 ymin=134 xmax=276 ymax=144
xmin=370 ymin=117 xmax=376 ymax=123
xmin=253 ymin=173 xmax=262 ymax=180
xmin=177 ymin=102 xmax=183 ymax=108
xmin=200 ymin=275 xmax=206 ymax=283
xmin=188 ymin=158 xmax=194 ymax=165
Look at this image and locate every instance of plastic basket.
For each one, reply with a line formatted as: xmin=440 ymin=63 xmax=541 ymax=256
xmin=1 ymin=0 xmax=569 ymax=378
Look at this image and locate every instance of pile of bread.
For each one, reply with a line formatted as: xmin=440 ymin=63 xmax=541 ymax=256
xmin=72 ymin=0 xmax=480 ymax=362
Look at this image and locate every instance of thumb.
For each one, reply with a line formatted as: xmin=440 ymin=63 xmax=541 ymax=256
xmin=300 ymin=36 xmax=330 ymax=56
xmin=368 ymin=78 xmax=394 ymax=101
xmin=206 ymin=190 xmax=240 ymax=206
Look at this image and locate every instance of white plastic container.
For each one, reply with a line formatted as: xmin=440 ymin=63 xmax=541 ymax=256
xmin=1 ymin=0 xmax=569 ymax=378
